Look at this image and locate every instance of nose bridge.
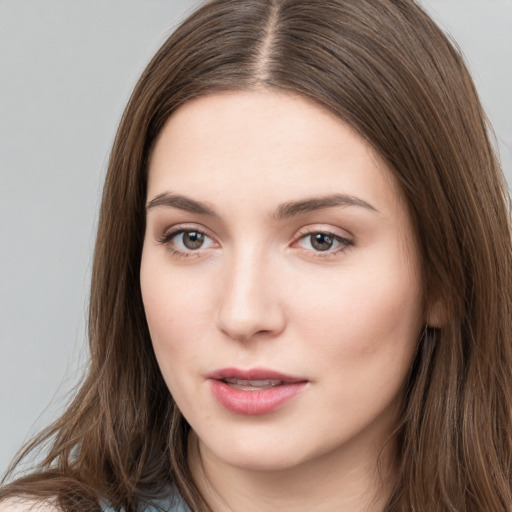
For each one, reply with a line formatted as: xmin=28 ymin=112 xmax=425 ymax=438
xmin=216 ymin=244 xmax=284 ymax=342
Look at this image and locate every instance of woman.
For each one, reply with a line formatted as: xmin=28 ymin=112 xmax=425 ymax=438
xmin=1 ymin=0 xmax=511 ymax=511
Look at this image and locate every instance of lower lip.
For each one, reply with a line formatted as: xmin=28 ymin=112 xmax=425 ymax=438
xmin=209 ymin=380 xmax=307 ymax=415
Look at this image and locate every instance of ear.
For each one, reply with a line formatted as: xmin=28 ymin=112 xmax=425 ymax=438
xmin=425 ymin=295 xmax=447 ymax=328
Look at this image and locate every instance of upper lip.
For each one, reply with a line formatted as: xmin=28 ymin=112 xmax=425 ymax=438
xmin=207 ymin=367 xmax=307 ymax=383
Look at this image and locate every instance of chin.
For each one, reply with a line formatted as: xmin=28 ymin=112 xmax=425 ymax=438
xmin=199 ymin=425 xmax=344 ymax=475
xmin=218 ymin=448 xmax=307 ymax=472
xmin=196 ymin=426 xmax=306 ymax=469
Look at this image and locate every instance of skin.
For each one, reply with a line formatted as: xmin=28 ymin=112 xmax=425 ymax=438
xmin=140 ymin=90 xmax=430 ymax=512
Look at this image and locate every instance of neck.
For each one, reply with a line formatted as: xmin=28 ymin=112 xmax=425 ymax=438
xmin=188 ymin=431 xmax=396 ymax=512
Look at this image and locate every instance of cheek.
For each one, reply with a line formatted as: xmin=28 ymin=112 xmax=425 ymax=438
xmin=291 ymin=270 xmax=422 ymax=442
xmin=291 ymin=253 xmax=423 ymax=377
xmin=140 ymin=252 xmax=213 ymax=381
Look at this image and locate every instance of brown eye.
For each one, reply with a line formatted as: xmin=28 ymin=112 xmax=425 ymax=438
xmin=181 ymin=231 xmax=205 ymax=250
xmin=295 ymin=231 xmax=353 ymax=255
xmin=310 ymin=233 xmax=335 ymax=251
xmin=160 ymin=229 xmax=215 ymax=254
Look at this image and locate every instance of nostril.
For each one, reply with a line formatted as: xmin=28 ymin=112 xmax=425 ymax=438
xmin=215 ymin=303 xmax=285 ymax=342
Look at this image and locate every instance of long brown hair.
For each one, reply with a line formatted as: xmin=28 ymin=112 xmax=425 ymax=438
xmin=2 ymin=1 xmax=511 ymax=511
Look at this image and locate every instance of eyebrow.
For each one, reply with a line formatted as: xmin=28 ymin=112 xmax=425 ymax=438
xmin=146 ymin=193 xmax=216 ymax=216
xmin=273 ymin=194 xmax=378 ymax=219
xmin=146 ymin=192 xmax=378 ymax=218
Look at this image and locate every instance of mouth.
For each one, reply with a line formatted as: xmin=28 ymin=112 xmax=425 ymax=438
xmin=221 ymin=378 xmax=285 ymax=390
xmin=207 ymin=367 xmax=308 ymax=415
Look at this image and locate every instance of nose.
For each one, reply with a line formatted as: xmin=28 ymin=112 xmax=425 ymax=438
xmin=215 ymin=249 xmax=286 ymax=343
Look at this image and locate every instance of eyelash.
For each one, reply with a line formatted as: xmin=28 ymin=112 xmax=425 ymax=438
xmin=157 ymin=226 xmax=354 ymax=259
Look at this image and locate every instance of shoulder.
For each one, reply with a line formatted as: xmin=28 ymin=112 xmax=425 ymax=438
xmin=100 ymin=490 xmax=190 ymax=512
xmin=0 ymin=499 xmax=60 ymax=512
xmin=140 ymin=491 xmax=191 ymax=512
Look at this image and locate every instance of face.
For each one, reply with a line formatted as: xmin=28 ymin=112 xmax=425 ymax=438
xmin=141 ymin=90 xmax=425 ymax=473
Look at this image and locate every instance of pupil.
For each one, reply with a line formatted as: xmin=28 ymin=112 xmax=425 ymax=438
xmin=183 ymin=231 xmax=204 ymax=250
xmin=311 ymin=233 xmax=333 ymax=251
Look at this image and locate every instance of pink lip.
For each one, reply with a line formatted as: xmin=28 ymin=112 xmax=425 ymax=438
xmin=207 ymin=367 xmax=308 ymax=416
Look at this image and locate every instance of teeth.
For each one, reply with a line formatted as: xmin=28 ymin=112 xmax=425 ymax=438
xmin=223 ymin=378 xmax=283 ymax=389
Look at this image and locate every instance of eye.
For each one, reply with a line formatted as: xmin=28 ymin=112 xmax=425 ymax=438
xmin=159 ymin=227 xmax=217 ymax=256
xmin=176 ymin=230 xmax=208 ymax=250
xmin=295 ymin=231 xmax=353 ymax=255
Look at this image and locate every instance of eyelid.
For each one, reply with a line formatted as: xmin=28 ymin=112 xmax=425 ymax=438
xmin=157 ymin=222 xmax=216 ymax=242
xmin=294 ymin=224 xmax=354 ymax=242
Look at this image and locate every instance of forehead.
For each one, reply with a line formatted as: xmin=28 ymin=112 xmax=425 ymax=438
xmin=147 ymin=90 xmax=402 ymax=216
xmin=152 ymin=90 xmax=373 ymax=164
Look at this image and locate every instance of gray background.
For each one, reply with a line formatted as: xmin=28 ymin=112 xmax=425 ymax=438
xmin=1 ymin=0 xmax=511 ymax=473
